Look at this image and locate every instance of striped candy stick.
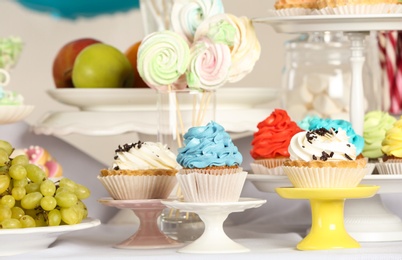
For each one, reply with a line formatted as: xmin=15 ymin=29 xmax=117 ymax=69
xmin=385 ymin=31 xmax=399 ymax=114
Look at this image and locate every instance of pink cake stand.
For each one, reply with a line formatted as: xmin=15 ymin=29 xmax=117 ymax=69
xmin=98 ymin=198 xmax=182 ymax=249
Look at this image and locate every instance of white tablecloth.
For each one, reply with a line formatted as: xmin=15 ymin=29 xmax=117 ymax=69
xmin=7 ymin=221 xmax=402 ymax=260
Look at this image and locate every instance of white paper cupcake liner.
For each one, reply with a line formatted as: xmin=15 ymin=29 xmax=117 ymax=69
xmin=315 ymin=4 xmax=402 ymax=15
xmin=376 ymin=162 xmax=402 ymax=175
xmin=97 ymin=175 xmax=177 ymax=200
xmin=250 ymin=163 xmax=285 ymax=176
xmin=282 ymin=166 xmax=367 ymax=188
xmin=365 ymin=163 xmax=376 ymax=175
xmin=176 ymin=171 xmax=248 ymax=202
xmin=268 ymin=8 xmax=314 ymax=16
xmin=179 ymin=167 xmax=243 ymax=175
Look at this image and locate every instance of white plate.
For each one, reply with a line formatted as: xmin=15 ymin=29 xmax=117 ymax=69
xmin=46 ymin=87 xmax=280 ymax=112
xmin=0 ymin=217 xmax=100 ymax=256
xmin=247 ymin=174 xmax=402 ymax=194
xmin=0 ymin=105 xmax=34 ymax=125
xmin=33 ymin=108 xmax=271 ymax=136
xmin=252 ymin=14 xmax=402 ymax=33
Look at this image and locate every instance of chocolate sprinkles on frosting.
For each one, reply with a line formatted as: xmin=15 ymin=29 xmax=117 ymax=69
xmin=307 ymin=128 xmax=352 ymax=161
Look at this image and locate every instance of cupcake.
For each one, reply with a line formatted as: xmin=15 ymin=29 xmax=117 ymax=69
xmin=363 ymin=111 xmax=396 ymax=161
xmin=250 ymin=109 xmax=302 ymax=176
xmin=98 ymin=141 xmax=179 ymax=200
xmin=272 ymin=0 xmax=317 ymax=16
xmin=377 ymin=116 xmax=402 ymax=174
xmin=316 ymin=0 xmax=402 ymax=15
xmin=283 ymin=127 xmax=367 ymax=188
xmin=176 ymin=121 xmax=246 ymax=202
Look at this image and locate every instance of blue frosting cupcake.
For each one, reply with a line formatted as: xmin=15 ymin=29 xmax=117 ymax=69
xmin=177 ymin=121 xmax=243 ymax=172
xmin=176 ymin=121 xmax=247 ymax=202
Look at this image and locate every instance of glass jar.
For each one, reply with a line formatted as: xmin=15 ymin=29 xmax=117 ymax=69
xmin=282 ymin=31 xmax=380 ymax=122
xmin=157 ymin=89 xmax=214 ymax=242
xmin=156 ymin=89 xmax=216 ymax=153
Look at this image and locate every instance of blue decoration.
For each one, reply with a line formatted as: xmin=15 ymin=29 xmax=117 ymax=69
xmin=15 ymin=0 xmax=140 ymax=19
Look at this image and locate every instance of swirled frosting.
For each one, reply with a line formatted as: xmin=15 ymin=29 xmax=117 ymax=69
xmin=363 ymin=111 xmax=396 ymax=158
xmin=112 ymin=141 xmax=179 ymax=171
xmin=186 ymin=37 xmax=231 ymax=90
xmin=194 ymin=13 xmax=261 ymax=83
xmin=137 ymin=30 xmax=190 ymax=91
xmin=170 ymin=0 xmax=224 ymax=43
xmin=289 ymin=128 xmax=357 ymax=162
xmin=382 ymin=116 xmax=402 ymax=157
xmin=298 ymin=116 xmax=364 ymax=156
xmin=176 ymin=121 xmax=242 ymax=168
xmin=250 ymin=109 xmax=302 ymax=159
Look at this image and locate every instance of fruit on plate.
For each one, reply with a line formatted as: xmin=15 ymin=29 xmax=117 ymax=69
xmin=125 ymin=41 xmax=149 ymax=88
xmin=52 ymin=38 xmax=101 ymax=88
xmin=0 ymin=140 xmax=91 ymax=228
xmin=72 ymin=43 xmax=134 ymax=88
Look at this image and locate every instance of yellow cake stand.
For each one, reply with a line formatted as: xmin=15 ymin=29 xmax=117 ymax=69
xmin=276 ymin=185 xmax=380 ymax=251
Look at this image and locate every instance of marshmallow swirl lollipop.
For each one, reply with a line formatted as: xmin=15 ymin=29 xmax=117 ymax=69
xmin=171 ymin=0 xmax=225 ymax=43
xmin=195 ymin=14 xmax=261 ymax=83
xmin=186 ymin=37 xmax=231 ymax=90
xmin=137 ymin=30 xmax=190 ymax=91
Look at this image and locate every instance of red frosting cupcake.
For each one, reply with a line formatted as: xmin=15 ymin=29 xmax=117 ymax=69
xmin=250 ymin=109 xmax=302 ymax=175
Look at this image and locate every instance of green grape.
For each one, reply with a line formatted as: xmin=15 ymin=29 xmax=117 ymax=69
xmin=19 ymin=214 xmax=36 ymax=228
xmin=34 ymin=212 xmax=47 ymax=227
xmin=11 ymin=187 xmax=26 ymax=200
xmin=60 ymin=206 xmax=81 ymax=225
xmin=73 ymin=202 xmax=87 ymax=220
xmin=59 ymin=178 xmax=77 ymax=192
xmin=21 ymin=192 xmax=43 ymax=209
xmin=0 ymin=205 xmax=12 ymax=222
xmin=40 ymin=196 xmax=57 ymax=211
xmin=56 ymin=186 xmax=74 ymax=194
xmin=13 ymin=177 xmax=28 ymax=188
xmin=11 ymin=154 xmax=29 ymax=166
xmin=0 ymin=140 xmax=13 ymax=156
xmin=1 ymin=218 xmax=21 ymax=229
xmin=25 ymin=164 xmax=46 ymax=184
xmin=75 ymin=184 xmax=90 ymax=200
xmin=0 ymin=149 xmax=10 ymax=167
xmin=25 ymin=182 xmax=40 ymax=193
xmin=9 ymin=164 xmax=27 ymax=180
xmin=55 ymin=191 xmax=78 ymax=208
xmin=0 ymin=175 xmax=10 ymax=194
xmin=48 ymin=209 xmax=61 ymax=226
xmin=11 ymin=206 xmax=24 ymax=219
xmin=40 ymin=180 xmax=56 ymax=196
xmin=1 ymin=195 xmax=15 ymax=208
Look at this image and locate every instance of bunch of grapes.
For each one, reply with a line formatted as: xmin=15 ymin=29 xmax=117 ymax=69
xmin=0 ymin=140 xmax=90 ymax=229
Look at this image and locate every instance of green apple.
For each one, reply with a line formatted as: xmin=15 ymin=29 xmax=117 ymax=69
xmin=72 ymin=43 xmax=134 ymax=88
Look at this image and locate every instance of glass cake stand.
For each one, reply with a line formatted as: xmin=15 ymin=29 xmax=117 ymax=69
xmin=247 ymin=174 xmax=402 ymax=242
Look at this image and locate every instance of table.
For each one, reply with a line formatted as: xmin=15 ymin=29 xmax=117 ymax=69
xmin=7 ymin=221 xmax=402 ymax=259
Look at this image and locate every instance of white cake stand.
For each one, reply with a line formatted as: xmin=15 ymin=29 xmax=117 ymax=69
xmin=161 ymin=198 xmax=266 ymax=254
xmin=247 ymin=174 xmax=402 ymax=242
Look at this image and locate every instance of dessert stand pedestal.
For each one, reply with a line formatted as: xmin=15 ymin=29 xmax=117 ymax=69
xmin=248 ymin=174 xmax=402 ymax=242
xmin=161 ymin=198 xmax=266 ymax=254
xmin=253 ymin=14 xmax=402 ymax=135
xmin=276 ymin=185 xmax=380 ymax=250
xmin=98 ymin=198 xmax=182 ymax=249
